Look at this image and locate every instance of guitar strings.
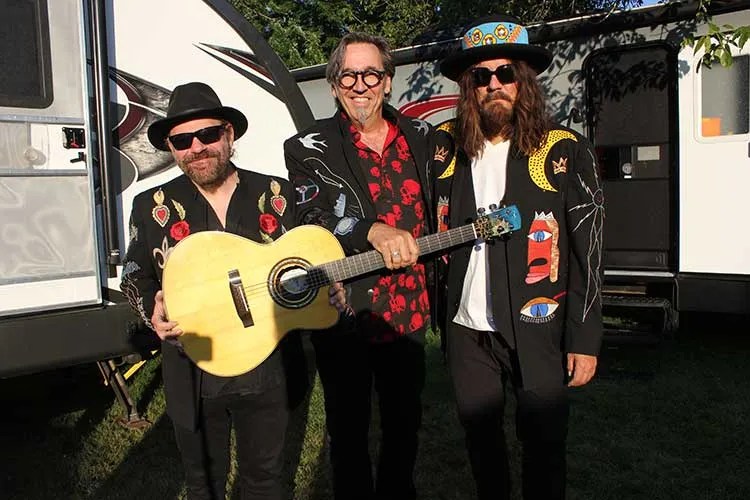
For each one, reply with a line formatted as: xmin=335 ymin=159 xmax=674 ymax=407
xmin=237 ymin=271 xmax=329 ymax=297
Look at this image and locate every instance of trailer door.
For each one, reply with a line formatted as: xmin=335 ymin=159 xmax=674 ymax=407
xmin=679 ymin=45 xmax=750 ymax=276
xmin=584 ymin=43 xmax=676 ymax=273
xmin=0 ymin=0 xmax=102 ymax=316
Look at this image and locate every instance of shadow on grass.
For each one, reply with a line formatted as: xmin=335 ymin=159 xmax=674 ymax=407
xmin=2 ymin=313 xmax=748 ymax=500
xmin=567 ymin=312 xmax=750 ymax=500
xmin=88 ymin=414 xmax=184 ymax=500
xmin=0 ymin=364 xmax=114 ymax=500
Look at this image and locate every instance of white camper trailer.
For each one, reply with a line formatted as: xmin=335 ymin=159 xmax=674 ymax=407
xmin=293 ymin=0 xmax=750 ymax=328
xmin=0 ymin=0 xmax=312 ymax=410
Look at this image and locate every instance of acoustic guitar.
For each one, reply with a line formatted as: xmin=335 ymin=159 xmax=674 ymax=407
xmin=161 ymin=204 xmax=521 ymax=376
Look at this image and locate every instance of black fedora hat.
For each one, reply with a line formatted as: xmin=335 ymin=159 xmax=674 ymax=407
xmin=147 ymin=82 xmax=248 ymax=151
xmin=440 ymin=15 xmax=552 ymax=81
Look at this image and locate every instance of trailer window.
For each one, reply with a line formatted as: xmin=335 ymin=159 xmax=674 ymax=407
xmin=585 ymin=44 xmax=673 ymax=180
xmin=701 ymin=55 xmax=749 ymax=137
xmin=0 ymin=0 xmax=52 ymax=108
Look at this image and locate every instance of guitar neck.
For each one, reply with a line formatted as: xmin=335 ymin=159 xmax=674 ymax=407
xmin=315 ymin=224 xmax=477 ymax=284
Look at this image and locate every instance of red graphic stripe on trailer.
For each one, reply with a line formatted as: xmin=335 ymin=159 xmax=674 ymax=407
xmin=112 ymin=71 xmax=146 ymax=142
xmin=399 ymin=95 xmax=459 ymax=120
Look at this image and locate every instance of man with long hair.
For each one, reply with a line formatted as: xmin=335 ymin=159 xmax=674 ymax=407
xmin=436 ymin=15 xmax=604 ymax=500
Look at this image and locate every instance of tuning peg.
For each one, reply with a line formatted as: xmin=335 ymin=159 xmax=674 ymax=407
xmin=477 ymin=207 xmax=486 ymax=215
xmin=488 ymin=204 xmax=498 ymax=211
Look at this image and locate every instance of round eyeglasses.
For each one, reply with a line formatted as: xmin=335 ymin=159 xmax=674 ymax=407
xmin=337 ymin=69 xmax=386 ymax=90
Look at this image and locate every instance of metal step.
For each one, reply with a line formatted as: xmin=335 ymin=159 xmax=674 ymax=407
xmin=602 ymin=294 xmax=678 ymax=340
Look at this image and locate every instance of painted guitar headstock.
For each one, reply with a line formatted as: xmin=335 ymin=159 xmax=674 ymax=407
xmin=473 ymin=204 xmax=522 ymax=240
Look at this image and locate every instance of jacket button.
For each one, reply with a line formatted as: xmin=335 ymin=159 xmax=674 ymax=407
xmin=367 ymin=288 xmax=374 ymax=296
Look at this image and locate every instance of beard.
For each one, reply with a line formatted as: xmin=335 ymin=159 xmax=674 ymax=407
xmin=355 ymin=107 xmax=370 ymax=126
xmin=479 ymin=91 xmax=514 ymax=139
xmin=178 ymin=147 xmax=232 ymax=191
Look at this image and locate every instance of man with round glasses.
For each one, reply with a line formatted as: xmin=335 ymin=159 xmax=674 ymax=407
xmin=285 ymin=33 xmax=451 ymax=500
xmin=120 ymin=81 xmax=346 ymax=499
xmin=436 ymin=15 xmax=604 ymax=500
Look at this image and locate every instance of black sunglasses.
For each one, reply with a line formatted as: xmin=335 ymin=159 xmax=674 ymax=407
xmin=471 ymin=65 xmax=515 ymax=87
xmin=337 ymin=69 xmax=386 ymax=90
xmin=167 ymin=124 xmax=227 ymax=151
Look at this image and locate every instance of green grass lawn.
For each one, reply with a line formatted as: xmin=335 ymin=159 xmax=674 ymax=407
xmin=1 ymin=312 xmax=749 ymax=499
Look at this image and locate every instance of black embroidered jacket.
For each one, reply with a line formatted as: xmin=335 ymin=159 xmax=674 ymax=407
xmin=120 ymin=167 xmax=302 ymax=430
xmin=283 ymin=105 xmax=453 ymax=341
xmin=436 ymin=123 xmax=604 ymax=389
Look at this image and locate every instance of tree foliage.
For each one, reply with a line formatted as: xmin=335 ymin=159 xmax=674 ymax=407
xmin=229 ymin=0 xmax=646 ymax=68
xmin=683 ymin=0 xmax=750 ymax=68
xmin=228 ymin=0 xmax=748 ymax=69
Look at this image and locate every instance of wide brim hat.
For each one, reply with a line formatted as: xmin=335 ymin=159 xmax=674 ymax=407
xmin=147 ymin=82 xmax=248 ymax=151
xmin=440 ymin=15 xmax=552 ymax=81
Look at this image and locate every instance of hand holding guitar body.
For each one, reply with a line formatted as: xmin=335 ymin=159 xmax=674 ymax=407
xmin=151 ymin=290 xmax=182 ymax=340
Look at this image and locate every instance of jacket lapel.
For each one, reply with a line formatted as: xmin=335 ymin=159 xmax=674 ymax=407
xmin=332 ymin=116 xmax=372 ymax=214
xmin=450 ymin=151 xmax=477 ymax=228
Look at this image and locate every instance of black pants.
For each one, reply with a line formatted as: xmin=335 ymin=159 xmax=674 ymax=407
xmin=312 ymin=330 xmax=425 ymax=500
xmin=172 ymin=383 xmax=289 ymax=500
xmin=446 ymin=322 xmax=569 ymax=500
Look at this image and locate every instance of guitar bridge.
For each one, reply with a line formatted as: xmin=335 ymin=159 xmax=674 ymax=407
xmin=228 ymin=269 xmax=254 ymax=327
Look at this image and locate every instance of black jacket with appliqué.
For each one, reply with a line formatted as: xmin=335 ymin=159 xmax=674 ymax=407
xmin=120 ymin=168 xmax=307 ymax=430
xmin=283 ymin=105 xmax=453 ymax=340
xmin=435 ymin=122 xmax=604 ymax=389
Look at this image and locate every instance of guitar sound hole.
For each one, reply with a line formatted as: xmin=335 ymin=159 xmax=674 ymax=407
xmin=269 ymin=259 xmax=317 ymax=309
xmin=279 ymin=268 xmax=308 ymax=295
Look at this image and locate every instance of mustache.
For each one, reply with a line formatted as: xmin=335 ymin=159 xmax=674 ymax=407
xmin=183 ymin=150 xmax=220 ymax=164
xmin=483 ymin=90 xmax=513 ymax=104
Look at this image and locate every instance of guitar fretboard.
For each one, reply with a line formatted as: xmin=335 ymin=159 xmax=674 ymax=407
xmin=307 ymin=224 xmax=477 ymax=287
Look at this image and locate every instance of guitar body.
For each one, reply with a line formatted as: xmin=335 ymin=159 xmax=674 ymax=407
xmin=162 ymin=225 xmax=344 ymax=376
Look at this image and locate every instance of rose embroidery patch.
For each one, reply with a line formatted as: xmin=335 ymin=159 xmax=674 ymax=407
xmin=169 ymin=199 xmax=190 ymax=241
xmin=257 ymin=192 xmax=280 ymax=243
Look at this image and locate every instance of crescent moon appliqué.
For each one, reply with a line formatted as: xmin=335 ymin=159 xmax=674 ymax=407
xmin=528 ymin=130 xmax=577 ymax=192
xmin=437 ymin=120 xmax=456 ymax=179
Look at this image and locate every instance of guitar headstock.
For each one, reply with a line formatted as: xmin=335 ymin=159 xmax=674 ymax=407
xmin=473 ymin=204 xmax=522 ymax=240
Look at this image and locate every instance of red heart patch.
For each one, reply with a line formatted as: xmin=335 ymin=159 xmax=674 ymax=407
xmin=271 ymin=195 xmax=287 ymax=216
xmin=152 ymin=205 xmax=170 ymax=227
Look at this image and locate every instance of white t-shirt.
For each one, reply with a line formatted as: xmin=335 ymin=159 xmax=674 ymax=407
xmin=452 ymin=140 xmax=510 ymax=332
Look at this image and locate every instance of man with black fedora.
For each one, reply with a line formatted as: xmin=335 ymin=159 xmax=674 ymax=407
xmin=120 ymin=81 xmax=345 ymax=499
xmin=435 ymin=15 xmax=604 ymax=500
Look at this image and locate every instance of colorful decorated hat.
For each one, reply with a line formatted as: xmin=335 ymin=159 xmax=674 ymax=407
xmin=440 ymin=14 xmax=552 ymax=81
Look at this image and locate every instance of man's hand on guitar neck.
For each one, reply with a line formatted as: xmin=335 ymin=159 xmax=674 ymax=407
xmin=151 ymin=290 xmax=183 ymax=340
xmin=367 ymin=222 xmax=419 ymax=270
xmin=328 ymin=282 xmax=349 ymax=313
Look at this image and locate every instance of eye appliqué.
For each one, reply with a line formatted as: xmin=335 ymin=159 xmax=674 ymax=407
xmin=528 ymin=230 xmax=552 ymax=242
xmin=520 ymin=297 xmax=559 ymax=323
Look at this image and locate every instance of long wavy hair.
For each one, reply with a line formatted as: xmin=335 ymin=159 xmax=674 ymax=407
xmin=455 ymin=60 xmax=552 ymax=159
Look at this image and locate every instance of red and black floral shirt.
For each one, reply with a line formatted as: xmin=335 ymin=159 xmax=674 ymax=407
xmin=346 ymin=115 xmax=429 ymax=342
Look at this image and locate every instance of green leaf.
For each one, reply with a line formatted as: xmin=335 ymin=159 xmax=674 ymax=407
xmin=719 ymin=48 xmax=734 ymax=67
